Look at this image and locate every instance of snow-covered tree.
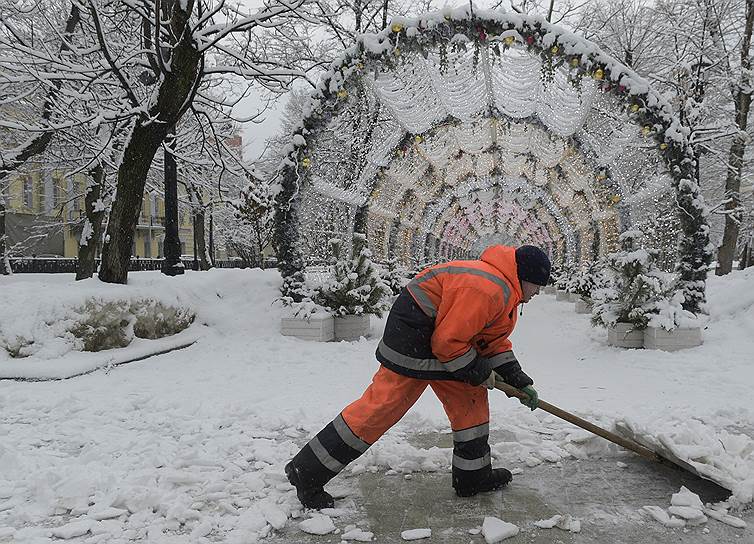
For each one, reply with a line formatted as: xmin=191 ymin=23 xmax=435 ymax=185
xmin=316 ymin=234 xmax=390 ymax=317
xmin=379 ymin=257 xmax=411 ymax=296
xmin=229 ymin=171 xmax=275 ymax=268
xmin=591 ymin=230 xmax=667 ymax=329
xmin=568 ymin=261 xmax=605 ymax=300
xmin=547 ymin=263 xmax=560 ymax=287
xmin=555 ymin=262 xmax=573 ymax=291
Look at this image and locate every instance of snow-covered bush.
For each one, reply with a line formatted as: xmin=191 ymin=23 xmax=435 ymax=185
xmin=555 ymin=262 xmax=573 ymax=291
xmin=591 ymin=231 xmax=667 ymax=330
xmin=278 ymin=275 xmax=326 ymax=320
xmin=568 ymin=261 xmax=605 ymax=300
xmin=645 ymin=283 xmax=702 ymax=331
xmin=2 ymin=299 xmax=195 ymax=358
xmin=315 ymin=234 xmax=390 ymax=317
xmin=548 ymin=263 xmax=560 ymax=287
xmin=379 ymin=257 xmax=411 ymax=296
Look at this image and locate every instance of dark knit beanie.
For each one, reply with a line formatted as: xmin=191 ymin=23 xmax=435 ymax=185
xmin=515 ymin=245 xmax=551 ymax=286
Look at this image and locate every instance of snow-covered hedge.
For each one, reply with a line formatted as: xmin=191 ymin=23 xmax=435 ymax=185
xmin=2 ymin=298 xmax=194 ymax=359
xmin=0 ymin=275 xmax=205 ymax=361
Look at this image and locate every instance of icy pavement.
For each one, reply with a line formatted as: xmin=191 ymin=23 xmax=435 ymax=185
xmin=267 ymin=455 xmax=750 ymax=543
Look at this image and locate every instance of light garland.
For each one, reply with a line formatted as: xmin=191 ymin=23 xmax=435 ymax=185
xmin=267 ymin=7 xmax=710 ymax=314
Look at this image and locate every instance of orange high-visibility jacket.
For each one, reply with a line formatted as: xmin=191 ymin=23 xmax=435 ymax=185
xmin=407 ymin=245 xmax=522 ymax=368
xmin=376 ymin=245 xmax=525 ymax=381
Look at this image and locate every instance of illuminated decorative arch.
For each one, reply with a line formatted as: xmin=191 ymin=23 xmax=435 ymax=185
xmin=261 ymin=7 xmax=711 ymax=313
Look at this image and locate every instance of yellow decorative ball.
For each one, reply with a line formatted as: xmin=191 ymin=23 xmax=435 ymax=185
xmin=504 ymin=36 xmax=515 ymax=45
xmin=391 ymin=23 xmax=403 ymax=33
xmin=659 ymin=143 xmax=668 ymax=150
xmin=630 ymin=104 xmax=640 ymax=113
xmin=394 ymin=47 xmax=401 ymax=56
xmin=301 ymin=157 xmax=311 ymax=168
xmin=414 ymin=135 xmax=423 ymax=144
xmin=642 ymin=126 xmax=651 ymax=136
xmin=337 ymin=89 xmax=348 ymax=99
xmin=594 ymin=68 xmax=604 ymax=80
xmin=551 ymin=45 xmax=559 ymax=54
xmin=570 ymin=57 xmax=579 ymax=66
xmin=611 ymin=194 xmax=621 ymax=204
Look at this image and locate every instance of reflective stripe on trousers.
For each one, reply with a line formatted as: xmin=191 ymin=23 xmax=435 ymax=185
xmin=290 ymin=365 xmax=491 ymax=490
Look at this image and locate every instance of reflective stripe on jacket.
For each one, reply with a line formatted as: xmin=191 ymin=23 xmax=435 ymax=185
xmin=376 ymin=245 xmax=523 ymax=380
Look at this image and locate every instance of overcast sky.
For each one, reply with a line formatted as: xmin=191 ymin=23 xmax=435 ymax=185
xmin=233 ymin=88 xmax=289 ymax=163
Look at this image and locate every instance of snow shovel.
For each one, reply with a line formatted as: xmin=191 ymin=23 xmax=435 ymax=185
xmin=492 ymin=378 xmax=706 ymax=480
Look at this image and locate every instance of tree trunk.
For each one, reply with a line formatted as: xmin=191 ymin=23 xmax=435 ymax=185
xmin=208 ymin=209 xmax=215 ymax=266
xmin=0 ymin=197 xmax=10 ymax=275
xmin=75 ymin=164 xmax=108 ymax=280
xmin=716 ymin=0 xmax=754 ymax=276
xmin=98 ymin=4 xmax=200 ymax=284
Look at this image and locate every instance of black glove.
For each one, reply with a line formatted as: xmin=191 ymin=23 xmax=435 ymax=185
xmin=493 ymin=359 xmax=533 ymax=389
xmin=453 ymin=356 xmax=492 ymax=386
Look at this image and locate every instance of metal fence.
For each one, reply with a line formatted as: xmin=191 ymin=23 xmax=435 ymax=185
xmin=6 ymin=257 xmax=278 ymax=274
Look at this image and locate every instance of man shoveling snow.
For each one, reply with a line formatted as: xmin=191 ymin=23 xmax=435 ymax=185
xmin=285 ymin=245 xmax=551 ymax=508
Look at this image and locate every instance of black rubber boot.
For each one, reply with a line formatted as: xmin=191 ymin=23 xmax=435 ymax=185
xmin=454 ymin=468 xmax=513 ymax=497
xmin=285 ymin=461 xmax=335 ymax=509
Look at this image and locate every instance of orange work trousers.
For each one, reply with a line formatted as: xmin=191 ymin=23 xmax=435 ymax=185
xmin=342 ymin=365 xmax=489 ymax=444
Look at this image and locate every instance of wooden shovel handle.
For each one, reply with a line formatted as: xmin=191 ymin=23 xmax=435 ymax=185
xmin=493 ymin=379 xmax=663 ymax=463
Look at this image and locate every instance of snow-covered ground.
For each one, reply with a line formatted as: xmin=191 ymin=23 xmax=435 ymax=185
xmin=0 ymin=268 xmax=752 ymax=542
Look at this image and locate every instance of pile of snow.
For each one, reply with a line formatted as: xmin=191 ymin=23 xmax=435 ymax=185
xmin=617 ymin=417 xmax=754 ymax=504
xmin=400 ymin=527 xmax=431 ymax=540
xmin=342 ymin=525 xmax=375 ymax=541
xmin=481 ymin=516 xmax=518 ymax=543
xmin=533 ymin=513 xmax=581 ymax=532
xmin=0 ymin=270 xmax=281 ymax=379
xmin=0 ymin=274 xmax=197 ymax=361
xmin=705 ymin=267 xmax=754 ymax=321
xmin=643 ymin=486 xmax=746 ymax=529
xmin=299 ymin=513 xmax=336 ymax=535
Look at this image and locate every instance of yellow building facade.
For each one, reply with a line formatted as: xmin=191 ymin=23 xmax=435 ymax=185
xmin=4 ymin=171 xmax=195 ymax=259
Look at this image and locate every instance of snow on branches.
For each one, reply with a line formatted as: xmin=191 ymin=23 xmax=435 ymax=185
xmin=315 ymin=234 xmax=390 ymax=317
xmin=591 ymin=230 xmax=697 ymax=331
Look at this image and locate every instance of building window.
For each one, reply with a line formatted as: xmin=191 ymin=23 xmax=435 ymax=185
xmin=23 ymin=176 xmax=33 ymax=209
xmin=144 ymin=235 xmax=152 ymax=258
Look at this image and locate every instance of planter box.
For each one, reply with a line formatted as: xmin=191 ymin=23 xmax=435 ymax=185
xmin=568 ymin=292 xmax=581 ymax=302
xmin=555 ymin=290 xmax=569 ymax=301
xmin=643 ymin=326 xmax=702 ymax=351
xmin=281 ymin=314 xmax=334 ymax=342
xmin=334 ymin=314 xmax=371 ymax=341
xmin=607 ymin=322 xmax=644 ymax=349
xmin=574 ymin=299 xmax=591 ymax=314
